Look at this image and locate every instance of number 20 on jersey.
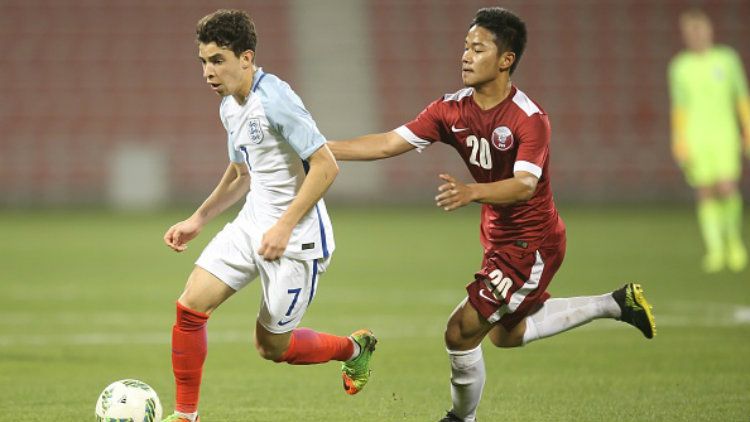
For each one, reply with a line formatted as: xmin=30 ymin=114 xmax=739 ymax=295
xmin=466 ymin=135 xmax=492 ymax=170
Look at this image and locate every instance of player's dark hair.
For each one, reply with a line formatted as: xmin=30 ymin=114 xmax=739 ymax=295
xmin=470 ymin=7 xmax=527 ymax=74
xmin=680 ymin=7 xmax=711 ymax=23
xmin=196 ymin=9 xmax=257 ymax=59
xmin=681 ymin=7 xmax=708 ymax=19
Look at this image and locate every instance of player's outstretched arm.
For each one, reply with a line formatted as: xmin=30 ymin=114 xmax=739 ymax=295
xmin=435 ymin=171 xmax=538 ymax=211
xmin=258 ymin=144 xmax=338 ymax=260
xmin=328 ymin=131 xmax=415 ymax=161
xmin=164 ymin=162 xmax=250 ymax=252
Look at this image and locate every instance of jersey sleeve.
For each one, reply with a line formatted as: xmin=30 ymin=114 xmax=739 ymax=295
xmin=260 ymin=80 xmax=327 ymax=160
xmin=227 ymin=135 xmax=244 ymax=163
xmin=394 ymin=98 xmax=445 ymax=151
xmin=220 ymin=97 xmax=245 ymax=164
xmin=513 ymin=114 xmax=550 ymax=179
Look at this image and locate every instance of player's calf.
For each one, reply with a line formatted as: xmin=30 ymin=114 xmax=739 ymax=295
xmin=255 ymin=324 xmax=291 ymax=361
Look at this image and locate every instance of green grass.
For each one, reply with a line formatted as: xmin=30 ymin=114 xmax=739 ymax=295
xmin=1 ymin=205 xmax=748 ymax=421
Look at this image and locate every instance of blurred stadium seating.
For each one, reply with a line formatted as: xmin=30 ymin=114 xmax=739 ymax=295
xmin=1 ymin=0 xmax=748 ymax=206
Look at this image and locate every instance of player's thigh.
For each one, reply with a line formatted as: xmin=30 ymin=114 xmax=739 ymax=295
xmin=466 ymin=244 xmax=565 ymax=332
xmin=487 ymin=315 xmax=527 ymax=348
xmin=178 ymin=266 xmax=237 ymax=315
xmin=184 ymin=220 xmax=261 ymax=313
xmin=444 ymin=298 xmax=527 ymax=349
xmin=685 ymin=146 xmax=741 ymax=188
xmin=195 ymin=220 xmax=260 ymax=290
xmin=445 ymin=297 xmax=494 ymax=350
xmin=256 ymin=255 xmax=326 ymax=335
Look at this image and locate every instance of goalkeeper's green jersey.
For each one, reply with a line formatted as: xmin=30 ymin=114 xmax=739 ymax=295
xmin=668 ymin=45 xmax=748 ymax=147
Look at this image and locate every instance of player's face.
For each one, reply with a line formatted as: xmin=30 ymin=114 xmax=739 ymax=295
xmin=198 ymin=42 xmax=253 ymax=97
xmin=462 ymin=25 xmax=509 ymax=87
xmin=680 ymin=16 xmax=713 ymax=52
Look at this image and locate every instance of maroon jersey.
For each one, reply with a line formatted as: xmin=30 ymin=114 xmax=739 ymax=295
xmin=395 ymin=86 xmax=564 ymax=255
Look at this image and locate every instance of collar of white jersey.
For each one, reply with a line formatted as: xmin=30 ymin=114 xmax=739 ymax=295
xmin=251 ymin=67 xmax=267 ymax=93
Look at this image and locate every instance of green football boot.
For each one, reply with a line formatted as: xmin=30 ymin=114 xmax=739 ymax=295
xmin=612 ymin=283 xmax=656 ymax=339
xmin=341 ymin=329 xmax=377 ymax=395
xmin=161 ymin=413 xmax=199 ymax=422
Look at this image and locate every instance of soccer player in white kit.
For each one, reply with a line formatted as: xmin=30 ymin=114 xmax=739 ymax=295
xmin=160 ymin=10 xmax=376 ymax=422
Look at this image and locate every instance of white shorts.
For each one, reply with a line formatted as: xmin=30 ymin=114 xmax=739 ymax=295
xmin=195 ymin=221 xmax=329 ymax=334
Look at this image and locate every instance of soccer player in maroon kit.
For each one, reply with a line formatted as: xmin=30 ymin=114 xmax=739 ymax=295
xmin=328 ymin=7 xmax=656 ymax=422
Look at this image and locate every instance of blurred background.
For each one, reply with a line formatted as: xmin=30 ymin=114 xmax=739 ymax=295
xmin=2 ymin=2 xmax=750 ymax=420
xmin=2 ymin=0 xmax=748 ymax=209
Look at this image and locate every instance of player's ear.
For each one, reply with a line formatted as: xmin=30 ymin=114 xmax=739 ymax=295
xmin=499 ymin=51 xmax=515 ymax=73
xmin=241 ymin=50 xmax=255 ymax=69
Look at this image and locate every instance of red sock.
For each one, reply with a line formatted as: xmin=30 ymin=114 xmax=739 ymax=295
xmin=276 ymin=328 xmax=354 ymax=365
xmin=172 ymin=302 xmax=209 ymax=414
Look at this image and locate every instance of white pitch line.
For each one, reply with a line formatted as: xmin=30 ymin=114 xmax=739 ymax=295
xmin=734 ymin=307 xmax=750 ymax=323
xmin=1 ymin=309 xmax=750 ymax=347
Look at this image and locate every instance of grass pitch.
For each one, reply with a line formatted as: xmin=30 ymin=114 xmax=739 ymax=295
xmin=1 ymin=205 xmax=748 ymax=421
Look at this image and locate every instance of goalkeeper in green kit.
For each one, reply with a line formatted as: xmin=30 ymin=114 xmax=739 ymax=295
xmin=668 ymin=8 xmax=750 ymax=273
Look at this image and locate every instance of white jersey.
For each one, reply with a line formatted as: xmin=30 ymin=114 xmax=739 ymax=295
xmin=219 ymin=68 xmax=334 ymax=260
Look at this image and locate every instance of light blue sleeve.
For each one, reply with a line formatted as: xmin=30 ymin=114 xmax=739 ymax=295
xmin=220 ymin=97 xmax=245 ymax=163
xmin=258 ymin=76 xmax=327 ymax=160
xmin=227 ymin=134 xmax=244 ymax=163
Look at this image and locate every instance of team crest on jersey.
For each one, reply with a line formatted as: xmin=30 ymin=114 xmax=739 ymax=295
xmin=712 ymin=67 xmax=725 ymax=81
xmin=491 ymin=126 xmax=514 ymax=151
xmin=247 ymin=118 xmax=264 ymax=144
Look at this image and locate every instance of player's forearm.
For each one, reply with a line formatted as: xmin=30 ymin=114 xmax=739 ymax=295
xmin=670 ymin=107 xmax=689 ymax=162
xmin=277 ymin=148 xmax=339 ymax=230
xmin=670 ymin=107 xmax=687 ymax=145
xmin=469 ymin=175 xmax=536 ymax=206
xmin=328 ymin=132 xmax=409 ymax=161
xmin=193 ymin=164 xmax=250 ymax=224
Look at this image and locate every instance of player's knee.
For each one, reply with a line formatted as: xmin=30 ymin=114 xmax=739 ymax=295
xmin=487 ymin=323 xmax=524 ymax=348
xmin=444 ymin=321 xmax=466 ymax=350
xmin=177 ymin=286 xmax=220 ymax=315
xmin=488 ymin=330 xmax=504 ymax=348
xmin=716 ymin=182 xmax=738 ymax=198
xmin=490 ymin=333 xmax=522 ymax=348
xmin=254 ymin=340 xmax=286 ymax=361
xmin=176 ymin=297 xmax=211 ymax=315
xmin=695 ymin=186 xmax=715 ymax=201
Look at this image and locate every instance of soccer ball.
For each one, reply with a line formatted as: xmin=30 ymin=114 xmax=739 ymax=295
xmin=94 ymin=379 xmax=163 ymax=422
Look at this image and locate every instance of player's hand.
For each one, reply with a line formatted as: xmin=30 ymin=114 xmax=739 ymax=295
xmin=258 ymin=222 xmax=293 ymax=260
xmin=671 ymin=140 xmax=689 ymax=167
xmin=163 ymin=217 xmax=203 ymax=252
xmin=435 ymin=173 xmax=475 ymax=211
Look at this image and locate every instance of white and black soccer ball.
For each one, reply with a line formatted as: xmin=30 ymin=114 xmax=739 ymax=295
xmin=94 ymin=379 xmax=163 ymax=422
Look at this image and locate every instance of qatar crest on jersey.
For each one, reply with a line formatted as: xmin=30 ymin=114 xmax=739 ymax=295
xmin=247 ymin=118 xmax=264 ymax=144
xmin=491 ymin=126 xmax=514 ymax=151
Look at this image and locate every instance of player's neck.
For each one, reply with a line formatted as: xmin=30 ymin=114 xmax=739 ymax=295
xmin=233 ymin=65 xmax=258 ymax=105
xmin=689 ymin=43 xmax=713 ymax=54
xmin=472 ymin=78 xmax=512 ymax=111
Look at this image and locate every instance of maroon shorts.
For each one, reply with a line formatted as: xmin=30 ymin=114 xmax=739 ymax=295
xmin=466 ymin=236 xmax=566 ymax=331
